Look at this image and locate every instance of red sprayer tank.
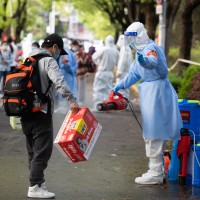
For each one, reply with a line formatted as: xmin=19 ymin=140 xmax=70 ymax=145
xmin=96 ymin=91 xmax=128 ymax=111
xmin=177 ymin=128 xmax=190 ymax=185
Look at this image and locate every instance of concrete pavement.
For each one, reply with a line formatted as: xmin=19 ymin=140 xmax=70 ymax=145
xmin=0 ymin=74 xmax=200 ymax=200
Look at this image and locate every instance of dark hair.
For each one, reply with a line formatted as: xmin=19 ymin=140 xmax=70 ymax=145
xmin=71 ymin=40 xmax=80 ymax=46
xmin=32 ymin=42 xmax=40 ymax=48
xmin=7 ymin=36 xmax=13 ymax=43
xmin=89 ymin=46 xmax=95 ymax=55
xmin=1 ymin=41 xmax=13 ymax=53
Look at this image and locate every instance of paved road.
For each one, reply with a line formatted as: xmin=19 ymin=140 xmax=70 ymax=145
xmin=0 ymin=74 xmax=200 ymax=200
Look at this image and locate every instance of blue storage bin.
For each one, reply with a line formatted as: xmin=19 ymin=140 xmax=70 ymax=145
xmin=186 ymin=144 xmax=200 ymax=186
xmin=178 ymin=99 xmax=200 ymax=143
xmin=168 ymin=140 xmax=180 ymax=181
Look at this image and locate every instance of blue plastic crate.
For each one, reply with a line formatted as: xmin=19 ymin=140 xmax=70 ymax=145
xmin=178 ymin=99 xmax=200 ymax=143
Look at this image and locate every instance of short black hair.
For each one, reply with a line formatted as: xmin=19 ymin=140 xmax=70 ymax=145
xmin=71 ymin=40 xmax=80 ymax=46
xmin=7 ymin=36 xmax=13 ymax=43
xmin=32 ymin=42 xmax=40 ymax=48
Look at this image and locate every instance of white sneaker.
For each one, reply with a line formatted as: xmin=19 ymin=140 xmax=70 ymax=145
xmin=27 ymin=184 xmax=55 ymax=198
xmin=135 ymin=173 xmax=164 ymax=185
xmin=41 ymin=182 xmax=47 ymax=190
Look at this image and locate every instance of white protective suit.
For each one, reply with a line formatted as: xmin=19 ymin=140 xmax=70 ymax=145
xmin=92 ymin=35 xmax=119 ymax=106
xmin=116 ymin=22 xmax=183 ymax=185
xmin=116 ymin=35 xmax=133 ymax=99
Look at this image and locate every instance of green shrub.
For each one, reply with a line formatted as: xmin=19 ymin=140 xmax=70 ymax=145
xmin=168 ymin=47 xmax=179 ymax=67
xmin=178 ymin=65 xmax=200 ymax=99
xmin=168 ymin=73 xmax=182 ymax=93
xmin=191 ymin=42 xmax=200 ymax=63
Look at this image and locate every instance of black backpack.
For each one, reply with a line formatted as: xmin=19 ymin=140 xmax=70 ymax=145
xmin=3 ymin=54 xmax=52 ymax=116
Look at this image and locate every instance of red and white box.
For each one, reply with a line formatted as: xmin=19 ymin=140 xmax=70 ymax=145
xmin=54 ymin=107 xmax=102 ymax=163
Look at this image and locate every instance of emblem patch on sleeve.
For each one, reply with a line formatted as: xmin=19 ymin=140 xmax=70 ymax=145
xmin=147 ymin=50 xmax=158 ymax=58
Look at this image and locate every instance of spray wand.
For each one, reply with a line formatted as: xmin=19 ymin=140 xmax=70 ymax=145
xmin=96 ymin=90 xmax=143 ymax=131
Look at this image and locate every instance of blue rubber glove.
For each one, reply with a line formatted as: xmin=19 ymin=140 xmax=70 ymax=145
xmin=113 ymin=84 xmax=121 ymax=94
xmin=137 ymin=52 xmax=145 ymax=64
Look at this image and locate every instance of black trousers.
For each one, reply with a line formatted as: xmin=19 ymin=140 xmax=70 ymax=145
xmin=21 ymin=111 xmax=53 ymax=186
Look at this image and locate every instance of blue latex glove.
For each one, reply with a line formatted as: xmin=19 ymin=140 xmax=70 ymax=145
xmin=137 ymin=52 xmax=145 ymax=64
xmin=113 ymin=84 xmax=121 ymax=94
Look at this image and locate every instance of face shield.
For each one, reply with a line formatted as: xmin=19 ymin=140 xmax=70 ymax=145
xmin=124 ymin=24 xmax=149 ymax=51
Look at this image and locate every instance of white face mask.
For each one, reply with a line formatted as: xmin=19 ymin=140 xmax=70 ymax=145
xmin=2 ymin=45 xmax=9 ymax=51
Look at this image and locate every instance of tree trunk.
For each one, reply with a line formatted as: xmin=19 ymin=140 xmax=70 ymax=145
xmin=13 ymin=0 xmax=27 ymax=43
xmin=143 ymin=2 xmax=159 ymax=40
xmin=179 ymin=0 xmax=200 ymax=74
xmin=165 ymin=0 xmax=181 ymax=60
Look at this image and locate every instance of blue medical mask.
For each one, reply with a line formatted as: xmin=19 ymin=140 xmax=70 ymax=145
xmin=72 ymin=47 xmax=78 ymax=52
xmin=53 ymin=52 xmax=60 ymax=60
xmin=53 ymin=45 xmax=60 ymax=60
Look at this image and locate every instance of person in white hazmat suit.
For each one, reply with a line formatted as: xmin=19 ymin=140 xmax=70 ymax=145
xmin=92 ymin=35 xmax=119 ymax=108
xmin=114 ymin=22 xmax=183 ymax=185
xmin=116 ymin=34 xmax=133 ymax=99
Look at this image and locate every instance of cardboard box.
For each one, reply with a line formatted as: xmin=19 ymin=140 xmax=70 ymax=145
xmin=54 ymin=107 xmax=102 ymax=163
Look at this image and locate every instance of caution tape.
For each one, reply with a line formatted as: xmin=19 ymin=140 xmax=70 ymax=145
xmin=169 ymin=58 xmax=200 ymax=72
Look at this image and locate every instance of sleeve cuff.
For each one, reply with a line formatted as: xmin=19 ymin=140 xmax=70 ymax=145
xmin=67 ymin=94 xmax=77 ymax=103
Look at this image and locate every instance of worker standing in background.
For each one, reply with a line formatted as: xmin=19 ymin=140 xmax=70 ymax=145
xmin=71 ymin=40 xmax=89 ymax=106
xmin=92 ymin=35 xmax=119 ymax=109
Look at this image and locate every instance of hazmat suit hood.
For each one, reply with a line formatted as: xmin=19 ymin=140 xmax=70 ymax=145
xmin=116 ymin=34 xmax=129 ymax=50
xmin=105 ymin=35 xmax=114 ymax=47
xmin=124 ymin=22 xmax=149 ymax=51
xmin=116 ymin=35 xmax=125 ymax=49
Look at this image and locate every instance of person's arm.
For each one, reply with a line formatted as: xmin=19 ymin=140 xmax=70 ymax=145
xmin=61 ymin=55 xmax=76 ymax=75
xmin=119 ymin=64 xmax=141 ymax=89
xmin=137 ymin=44 xmax=158 ymax=70
xmin=71 ymin=52 xmax=78 ymax=75
xmin=114 ymin=62 xmax=141 ymax=92
xmin=114 ymin=49 xmax=119 ymax=66
xmin=137 ymin=45 xmax=168 ymax=77
xmin=92 ymin=49 xmax=103 ymax=65
xmin=47 ymin=58 xmax=79 ymax=114
xmin=117 ymin=47 xmax=128 ymax=74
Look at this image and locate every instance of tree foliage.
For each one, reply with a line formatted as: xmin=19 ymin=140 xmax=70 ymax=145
xmin=70 ymin=0 xmax=114 ymax=40
xmin=0 ymin=0 xmax=200 ymax=67
xmin=0 ymin=0 xmax=54 ymax=42
xmin=71 ymin=0 xmax=158 ymax=41
xmin=178 ymin=66 xmax=200 ymax=98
